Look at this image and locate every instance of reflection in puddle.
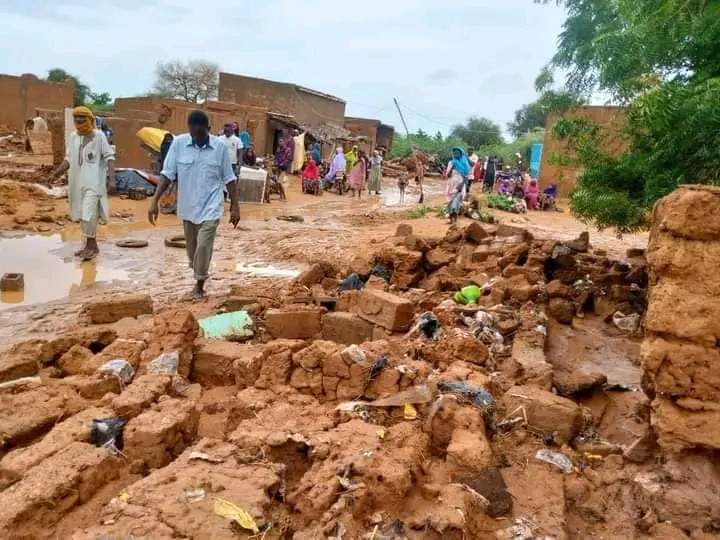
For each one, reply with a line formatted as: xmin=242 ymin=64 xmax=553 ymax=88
xmin=0 ymin=234 xmax=128 ymax=310
xmin=236 ymin=261 xmax=300 ymax=278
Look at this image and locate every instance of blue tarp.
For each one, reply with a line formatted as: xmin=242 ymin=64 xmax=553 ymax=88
xmin=114 ymin=169 xmax=156 ymax=195
xmin=530 ymin=143 xmax=544 ymax=179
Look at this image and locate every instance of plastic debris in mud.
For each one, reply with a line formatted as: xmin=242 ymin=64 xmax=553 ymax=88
xmin=91 ymin=418 xmax=127 ymax=451
xmin=406 ymin=311 xmax=441 ymax=341
xmin=199 ymin=310 xmax=254 ymax=340
xmin=367 ymin=355 xmax=388 ymax=381
xmin=97 ymin=359 xmax=134 ymax=386
xmin=338 ymin=272 xmax=364 ymax=292
xmin=535 ymin=449 xmax=574 ymax=474
xmin=147 ymin=351 xmax=179 ymax=376
xmin=403 ymin=403 xmax=418 ymax=420
xmin=213 ymin=497 xmax=260 ymax=534
xmin=369 ymin=264 xmax=392 ymax=283
xmin=366 ymin=520 xmax=408 ymax=540
xmin=185 ymin=488 xmax=206 ymax=503
xmin=454 ymin=284 xmax=483 ymax=305
xmin=497 ymin=518 xmax=537 ymax=540
xmin=342 ymin=344 xmax=368 ymax=365
xmin=438 ymin=380 xmax=496 ymax=414
xmin=612 ymin=311 xmax=641 ymax=335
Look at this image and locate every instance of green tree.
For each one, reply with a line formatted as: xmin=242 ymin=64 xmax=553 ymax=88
xmin=88 ymin=91 xmax=112 ymax=106
xmin=45 ymin=69 xmax=113 ymax=111
xmin=450 ymin=116 xmax=503 ymax=149
xmin=537 ymin=0 xmax=720 ymax=232
xmin=508 ymin=90 xmax=586 ymax=138
xmin=46 ymin=68 xmax=90 ymax=106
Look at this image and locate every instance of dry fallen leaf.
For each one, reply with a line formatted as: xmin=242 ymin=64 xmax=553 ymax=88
xmin=404 ymin=403 xmax=418 ymax=420
xmin=213 ymin=497 xmax=260 ymax=534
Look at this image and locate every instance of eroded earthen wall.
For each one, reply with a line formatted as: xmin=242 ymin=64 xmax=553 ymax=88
xmin=642 ymin=185 xmax=720 ymax=451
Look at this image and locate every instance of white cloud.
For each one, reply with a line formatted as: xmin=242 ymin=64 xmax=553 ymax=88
xmin=0 ymin=0 xmax=568 ymax=136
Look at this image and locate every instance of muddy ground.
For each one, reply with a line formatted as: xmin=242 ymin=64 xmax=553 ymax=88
xmin=3 ymin=159 xmax=716 ymax=540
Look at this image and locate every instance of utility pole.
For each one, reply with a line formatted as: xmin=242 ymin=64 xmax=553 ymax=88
xmin=393 ymin=97 xmax=424 ymax=203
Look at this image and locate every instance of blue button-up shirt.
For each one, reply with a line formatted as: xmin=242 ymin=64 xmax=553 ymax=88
xmin=161 ymin=134 xmax=236 ymax=224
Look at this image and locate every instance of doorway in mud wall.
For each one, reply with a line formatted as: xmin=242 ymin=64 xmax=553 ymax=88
xmin=272 ymin=129 xmax=284 ymax=156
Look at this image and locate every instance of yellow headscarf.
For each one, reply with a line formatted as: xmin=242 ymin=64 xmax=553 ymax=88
xmin=73 ymin=106 xmax=95 ymax=136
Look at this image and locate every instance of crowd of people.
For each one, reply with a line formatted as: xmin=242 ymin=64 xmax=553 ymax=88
xmin=273 ymin=129 xmax=388 ymax=200
xmin=443 ymin=146 xmax=557 ymax=224
xmin=48 ymin=108 xmax=556 ymax=301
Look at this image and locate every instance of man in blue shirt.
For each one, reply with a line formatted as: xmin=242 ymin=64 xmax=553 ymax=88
xmin=148 ymin=110 xmax=240 ymax=300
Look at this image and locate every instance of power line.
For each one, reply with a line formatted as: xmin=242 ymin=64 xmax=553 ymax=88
xmin=396 ymin=100 xmax=507 ymax=136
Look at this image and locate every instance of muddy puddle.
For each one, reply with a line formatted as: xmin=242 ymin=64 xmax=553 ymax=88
xmin=0 ymin=234 xmax=129 ymax=310
xmin=546 ymin=317 xmax=643 ymax=387
xmin=236 ymin=261 xmax=301 ymax=278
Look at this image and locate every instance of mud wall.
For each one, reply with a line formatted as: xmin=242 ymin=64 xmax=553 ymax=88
xmin=642 ymin=185 xmax=720 ymax=451
xmin=219 ymin=72 xmax=346 ymax=128
xmin=0 ymin=74 xmax=74 ymax=132
xmin=539 ymin=106 xmax=628 ymax=197
xmin=344 ymin=117 xmax=380 ymax=155
xmin=112 ymin=97 xmax=269 ymax=166
xmin=377 ymin=124 xmax=395 ymax=152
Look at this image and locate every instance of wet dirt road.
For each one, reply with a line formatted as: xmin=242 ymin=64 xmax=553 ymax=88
xmin=0 ymin=175 xmax=648 ymax=344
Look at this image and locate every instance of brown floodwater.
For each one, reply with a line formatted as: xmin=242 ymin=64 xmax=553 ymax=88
xmin=0 ymin=233 xmax=129 ymax=310
xmin=546 ymin=317 xmax=643 ymax=387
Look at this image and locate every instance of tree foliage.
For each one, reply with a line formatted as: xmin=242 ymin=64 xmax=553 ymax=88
xmin=47 ymin=68 xmax=91 ymax=106
xmin=46 ymin=68 xmax=113 ymax=110
xmin=389 ymin=130 xmax=466 ymax=165
xmin=540 ymin=0 xmax=720 ymax=231
xmin=153 ymin=60 xmax=219 ymax=103
xmin=450 ymin=116 xmax=503 ymax=149
xmin=389 ymin=129 xmax=544 ymax=174
xmin=508 ymin=90 xmax=586 ymax=138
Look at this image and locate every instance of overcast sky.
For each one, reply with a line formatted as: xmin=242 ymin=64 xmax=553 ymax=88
xmin=1 ymin=0 xmax=568 ymax=139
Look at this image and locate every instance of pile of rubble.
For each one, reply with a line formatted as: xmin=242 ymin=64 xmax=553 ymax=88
xmin=0 ymin=191 xmax=719 ymax=539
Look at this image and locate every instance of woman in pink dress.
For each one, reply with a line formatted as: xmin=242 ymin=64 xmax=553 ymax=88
xmin=347 ymin=150 xmax=367 ymax=198
xmin=525 ymin=179 xmax=540 ymax=210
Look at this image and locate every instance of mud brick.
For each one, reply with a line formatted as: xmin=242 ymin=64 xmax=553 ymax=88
xmin=652 ymin=397 xmax=720 ymax=452
xmin=322 ymin=311 xmax=374 ymax=345
xmin=233 ymin=347 xmax=264 ymax=389
xmin=500 ymin=385 xmax=582 ymax=444
xmin=264 ymin=308 xmax=322 ymax=339
xmin=0 ymin=386 xmax=86 ymax=450
xmin=94 ymin=338 xmax=146 ymax=369
xmin=81 ymin=294 xmax=154 ymax=324
xmin=426 ymin=248 xmax=454 ymax=270
xmin=463 ymin=221 xmax=489 ymax=243
xmin=355 ymin=289 xmax=414 ymax=332
xmin=193 ymin=340 xmax=261 ymax=387
xmin=47 ymin=327 xmax=117 ymax=358
xmin=0 ymin=442 xmax=119 ymax=536
xmin=0 ymin=346 xmax=40 ymax=383
xmin=0 ymin=407 xmax=111 ymax=488
xmin=59 ymin=375 xmax=121 ymax=400
xmin=0 ymin=339 xmax=56 ymax=383
xmin=58 ymin=344 xmax=98 ymax=376
xmin=222 ymin=295 xmax=259 ymax=311
xmin=141 ymin=310 xmax=198 ymax=378
xmin=69 ymin=440 xmax=281 ymax=540
xmin=124 ymin=398 xmax=199 ymax=468
xmin=111 ymin=374 xmax=171 ymax=419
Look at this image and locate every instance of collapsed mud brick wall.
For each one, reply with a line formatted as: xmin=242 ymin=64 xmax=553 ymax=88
xmin=642 ymin=185 xmax=720 ymax=451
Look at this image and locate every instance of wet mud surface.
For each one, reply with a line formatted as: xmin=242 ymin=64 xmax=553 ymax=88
xmin=5 ymin=162 xmax=716 ymax=540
